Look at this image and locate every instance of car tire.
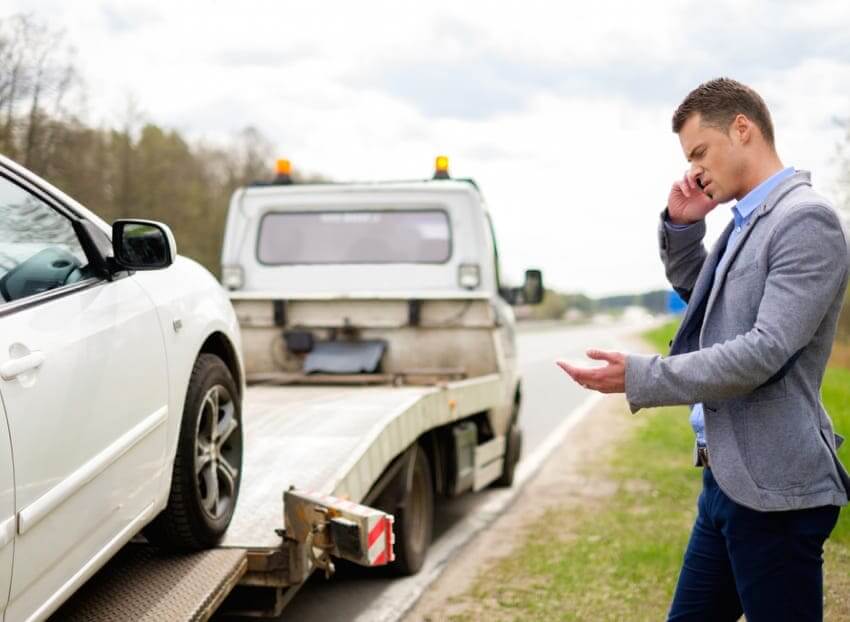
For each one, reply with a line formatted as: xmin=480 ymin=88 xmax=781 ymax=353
xmin=493 ymin=407 xmax=522 ymax=488
xmin=386 ymin=445 xmax=434 ymax=576
xmin=145 ymin=353 xmax=243 ymax=549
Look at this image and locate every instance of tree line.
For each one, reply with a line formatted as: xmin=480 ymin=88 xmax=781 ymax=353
xmin=0 ymin=13 xmax=301 ymax=276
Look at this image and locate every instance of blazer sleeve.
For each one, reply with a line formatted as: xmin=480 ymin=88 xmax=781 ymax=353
xmin=626 ymin=204 xmax=849 ymax=413
xmin=659 ymin=209 xmax=708 ymax=303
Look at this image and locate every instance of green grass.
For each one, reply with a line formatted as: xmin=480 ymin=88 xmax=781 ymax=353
xmin=823 ymin=366 xmax=850 ymax=546
xmin=449 ymin=320 xmax=850 ymax=621
xmin=642 ymin=319 xmax=679 ymax=354
xmin=456 ymin=410 xmax=699 ymax=620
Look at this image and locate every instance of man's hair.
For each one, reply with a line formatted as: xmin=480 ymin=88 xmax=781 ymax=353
xmin=672 ymin=78 xmax=775 ymax=146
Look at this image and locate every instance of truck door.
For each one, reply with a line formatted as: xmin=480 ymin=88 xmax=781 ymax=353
xmin=0 ymin=395 xmax=13 ymax=621
xmin=485 ymin=213 xmax=517 ymax=361
xmin=0 ymin=174 xmax=169 ymax=621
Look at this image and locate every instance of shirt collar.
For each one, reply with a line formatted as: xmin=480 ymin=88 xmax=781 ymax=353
xmin=732 ymin=166 xmax=795 ymax=227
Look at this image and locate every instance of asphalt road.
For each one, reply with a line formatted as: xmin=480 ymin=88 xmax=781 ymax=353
xmin=279 ymin=318 xmax=652 ymax=622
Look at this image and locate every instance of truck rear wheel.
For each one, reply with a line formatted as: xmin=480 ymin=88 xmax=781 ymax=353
xmin=386 ymin=445 xmax=434 ymax=575
xmin=493 ymin=406 xmax=522 ymax=488
xmin=145 ymin=354 xmax=243 ymax=549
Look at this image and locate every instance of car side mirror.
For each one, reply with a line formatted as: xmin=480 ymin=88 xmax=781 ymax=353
xmin=112 ymin=220 xmax=176 ymax=271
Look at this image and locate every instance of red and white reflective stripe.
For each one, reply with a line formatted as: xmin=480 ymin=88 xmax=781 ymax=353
xmin=367 ymin=515 xmax=395 ymax=565
xmin=289 ymin=489 xmax=394 ymax=566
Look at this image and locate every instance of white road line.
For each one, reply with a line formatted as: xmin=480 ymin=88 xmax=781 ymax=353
xmin=515 ymin=391 xmax=604 ymax=486
xmin=354 ymin=391 xmax=606 ymax=622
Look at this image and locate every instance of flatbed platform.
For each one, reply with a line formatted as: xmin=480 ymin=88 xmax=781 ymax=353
xmin=222 ymin=374 xmax=503 ymax=549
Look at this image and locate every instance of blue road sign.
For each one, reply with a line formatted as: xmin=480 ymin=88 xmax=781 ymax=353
xmin=666 ymin=290 xmax=687 ymax=314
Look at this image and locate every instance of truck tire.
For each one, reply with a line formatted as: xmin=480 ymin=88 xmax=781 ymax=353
xmin=145 ymin=354 xmax=243 ymax=549
xmin=387 ymin=445 xmax=434 ymax=576
xmin=493 ymin=412 xmax=522 ymax=488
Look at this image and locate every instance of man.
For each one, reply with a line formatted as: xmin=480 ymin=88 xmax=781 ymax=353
xmin=557 ymin=78 xmax=850 ymax=621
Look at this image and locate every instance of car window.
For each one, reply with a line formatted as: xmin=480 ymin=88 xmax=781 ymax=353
xmin=0 ymin=175 xmax=89 ymax=304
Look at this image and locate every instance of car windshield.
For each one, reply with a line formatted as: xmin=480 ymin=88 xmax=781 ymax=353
xmin=257 ymin=209 xmax=452 ymax=265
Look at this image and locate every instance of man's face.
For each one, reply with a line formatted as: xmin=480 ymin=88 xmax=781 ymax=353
xmin=678 ymin=113 xmax=745 ymax=203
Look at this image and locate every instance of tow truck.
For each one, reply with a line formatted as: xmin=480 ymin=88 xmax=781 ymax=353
xmin=52 ymin=157 xmax=543 ymax=620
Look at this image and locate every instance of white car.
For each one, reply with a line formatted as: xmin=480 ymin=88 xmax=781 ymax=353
xmin=0 ymin=155 xmax=245 ymax=622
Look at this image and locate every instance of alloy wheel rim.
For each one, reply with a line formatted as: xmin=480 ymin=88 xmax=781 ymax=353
xmin=195 ymin=384 xmax=240 ymax=521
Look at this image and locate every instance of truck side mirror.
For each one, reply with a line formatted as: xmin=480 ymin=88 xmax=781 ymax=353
xmin=522 ymin=269 xmax=544 ymax=305
xmin=112 ymin=219 xmax=176 ymax=271
xmin=500 ymin=269 xmax=544 ymax=305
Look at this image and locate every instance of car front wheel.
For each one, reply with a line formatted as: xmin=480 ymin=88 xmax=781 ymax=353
xmin=145 ymin=353 xmax=243 ymax=549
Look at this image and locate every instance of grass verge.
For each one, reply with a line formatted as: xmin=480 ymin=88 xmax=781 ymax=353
xmin=447 ymin=320 xmax=850 ymax=621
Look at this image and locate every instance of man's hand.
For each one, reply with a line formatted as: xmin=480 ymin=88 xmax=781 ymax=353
xmin=556 ymin=349 xmax=626 ymax=393
xmin=667 ymin=170 xmax=719 ymax=225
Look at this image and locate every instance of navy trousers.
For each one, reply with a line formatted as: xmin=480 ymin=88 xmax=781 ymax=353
xmin=668 ymin=468 xmax=840 ymax=622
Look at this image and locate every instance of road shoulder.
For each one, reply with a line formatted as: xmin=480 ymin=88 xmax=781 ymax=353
xmin=406 ymin=394 xmax=639 ymax=621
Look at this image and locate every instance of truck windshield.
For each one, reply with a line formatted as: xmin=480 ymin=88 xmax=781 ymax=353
xmin=257 ymin=209 xmax=451 ymax=265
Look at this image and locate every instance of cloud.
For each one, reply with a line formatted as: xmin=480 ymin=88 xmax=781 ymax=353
xmin=376 ymin=60 xmax=531 ymax=119
xmin=9 ymin=0 xmax=850 ymax=296
xmin=99 ymin=3 xmax=161 ymax=34
xmin=211 ymin=45 xmax=318 ymax=69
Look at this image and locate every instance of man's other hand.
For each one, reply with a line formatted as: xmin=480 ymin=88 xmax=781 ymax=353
xmin=556 ymin=349 xmax=626 ymax=394
xmin=667 ymin=170 xmax=720 ymax=225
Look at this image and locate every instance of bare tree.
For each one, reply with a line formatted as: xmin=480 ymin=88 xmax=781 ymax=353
xmin=234 ymin=125 xmax=274 ymax=184
xmin=0 ymin=14 xmax=340 ymax=280
xmin=0 ymin=14 xmax=80 ymax=169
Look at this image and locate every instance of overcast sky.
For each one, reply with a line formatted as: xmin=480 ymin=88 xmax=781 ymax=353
xmin=8 ymin=0 xmax=850 ymax=296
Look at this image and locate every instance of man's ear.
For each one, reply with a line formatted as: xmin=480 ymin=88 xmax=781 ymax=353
xmin=734 ymin=114 xmax=753 ymax=145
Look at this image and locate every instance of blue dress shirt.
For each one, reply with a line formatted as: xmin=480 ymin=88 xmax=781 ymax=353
xmin=666 ymin=167 xmax=795 ymax=446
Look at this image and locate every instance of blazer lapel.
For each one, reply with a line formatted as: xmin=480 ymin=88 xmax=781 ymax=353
xmin=669 ymin=221 xmax=734 ymax=355
xmin=701 ymin=176 xmax=813 ymax=329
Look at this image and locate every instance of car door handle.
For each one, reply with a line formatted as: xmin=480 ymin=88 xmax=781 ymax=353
xmin=1 ymin=351 xmax=46 ymax=380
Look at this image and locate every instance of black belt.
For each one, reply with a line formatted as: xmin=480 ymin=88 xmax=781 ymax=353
xmin=697 ymin=446 xmax=710 ymax=468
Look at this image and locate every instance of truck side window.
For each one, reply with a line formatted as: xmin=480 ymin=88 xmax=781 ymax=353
xmin=0 ymin=176 xmax=88 ymax=304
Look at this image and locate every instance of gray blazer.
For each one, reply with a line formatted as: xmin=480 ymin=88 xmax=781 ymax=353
xmin=626 ymin=170 xmax=850 ymax=511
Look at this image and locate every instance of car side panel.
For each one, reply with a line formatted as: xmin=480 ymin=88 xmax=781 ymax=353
xmin=0 ymin=395 xmax=13 ymax=619
xmin=1 ymin=278 xmax=168 ymax=622
xmin=131 ymin=257 xmax=243 ymax=506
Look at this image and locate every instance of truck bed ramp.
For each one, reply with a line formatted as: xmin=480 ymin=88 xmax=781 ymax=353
xmin=222 ymin=376 xmax=501 ymax=549
xmin=50 ymin=545 xmax=247 ymax=622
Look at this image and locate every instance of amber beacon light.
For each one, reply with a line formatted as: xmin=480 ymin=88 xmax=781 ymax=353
xmin=274 ymin=158 xmax=292 ymax=184
xmin=433 ymin=155 xmax=450 ymax=179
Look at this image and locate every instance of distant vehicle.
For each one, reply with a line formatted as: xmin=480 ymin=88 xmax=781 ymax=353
xmin=0 ymin=154 xmax=244 ymax=621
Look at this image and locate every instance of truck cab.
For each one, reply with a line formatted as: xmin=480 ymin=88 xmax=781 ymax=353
xmin=220 ymin=158 xmax=542 ymax=391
